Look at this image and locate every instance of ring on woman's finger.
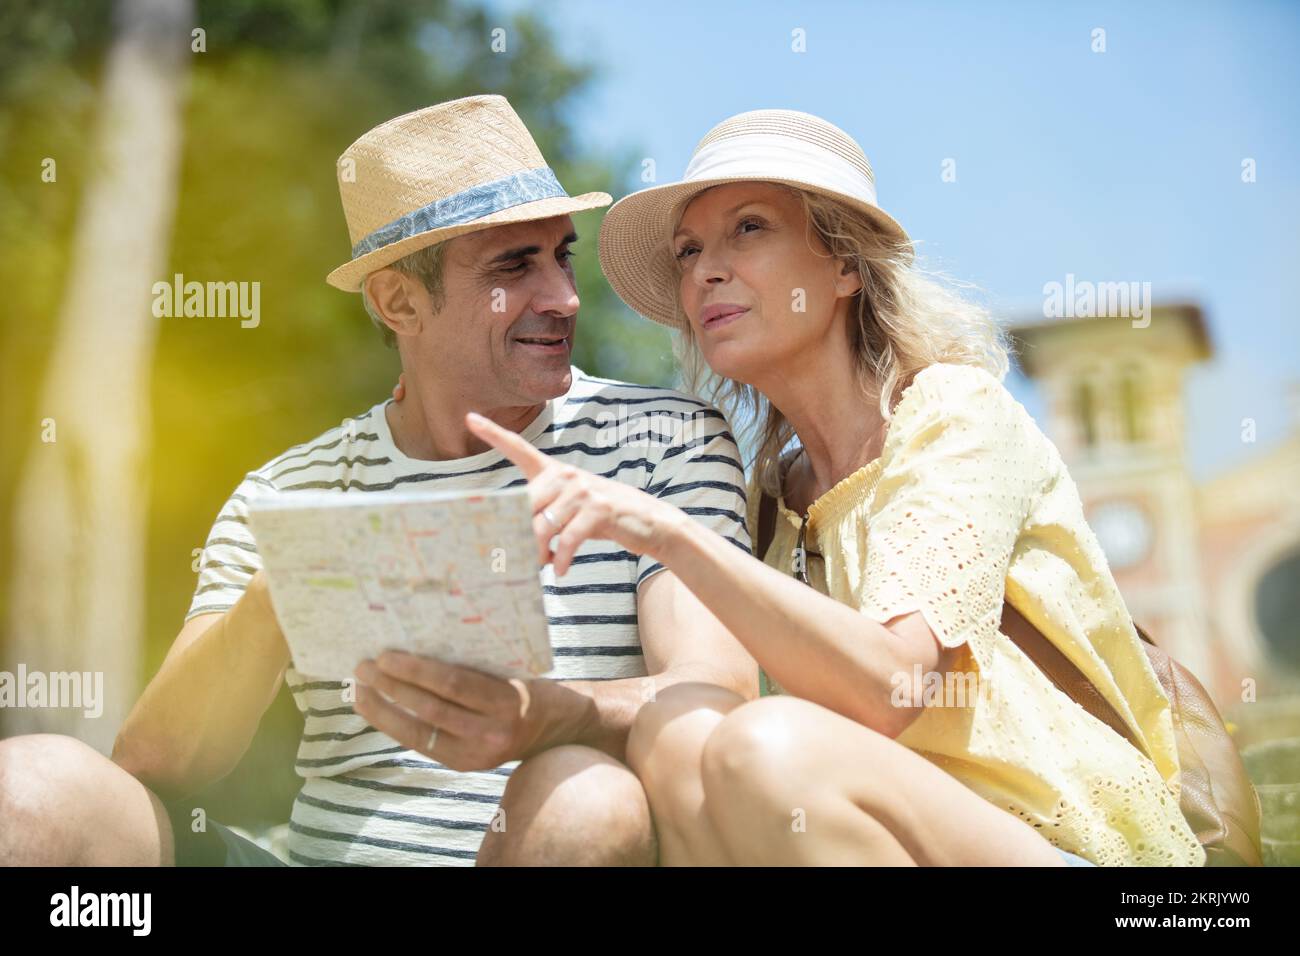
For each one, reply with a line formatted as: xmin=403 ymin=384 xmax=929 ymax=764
xmin=426 ymin=726 xmax=439 ymax=753
xmin=542 ymin=508 xmax=560 ymax=530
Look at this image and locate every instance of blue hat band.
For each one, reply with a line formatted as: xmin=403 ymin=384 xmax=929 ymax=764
xmin=350 ymin=167 xmax=568 ymax=259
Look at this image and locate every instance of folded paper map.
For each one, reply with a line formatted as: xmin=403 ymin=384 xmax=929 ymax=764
xmin=246 ymin=488 xmax=552 ymax=682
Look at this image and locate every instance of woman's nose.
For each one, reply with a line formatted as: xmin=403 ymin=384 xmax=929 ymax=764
xmin=692 ymin=246 xmax=730 ymax=285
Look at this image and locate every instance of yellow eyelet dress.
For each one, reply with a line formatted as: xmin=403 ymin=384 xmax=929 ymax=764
xmin=747 ymin=362 xmax=1205 ymax=867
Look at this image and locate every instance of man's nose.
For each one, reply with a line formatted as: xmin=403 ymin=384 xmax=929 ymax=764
xmin=533 ymin=261 xmax=580 ymax=318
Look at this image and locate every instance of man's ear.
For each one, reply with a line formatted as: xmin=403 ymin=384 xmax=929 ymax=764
xmin=833 ymin=258 xmax=863 ymax=298
xmin=366 ymin=270 xmax=422 ymax=338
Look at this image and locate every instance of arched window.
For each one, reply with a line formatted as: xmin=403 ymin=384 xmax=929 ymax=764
xmin=1074 ymin=377 xmax=1097 ymax=448
xmin=1255 ymin=548 xmax=1300 ymax=670
xmin=1120 ymin=368 xmax=1144 ymax=442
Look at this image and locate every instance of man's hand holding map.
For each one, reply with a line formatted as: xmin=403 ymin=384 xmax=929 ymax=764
xmin=246 ymin=488 xmax=552 ymax=683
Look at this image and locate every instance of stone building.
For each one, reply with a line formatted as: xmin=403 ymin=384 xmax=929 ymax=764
xmin=1009 ymin=302 xmax=1300 ymax=711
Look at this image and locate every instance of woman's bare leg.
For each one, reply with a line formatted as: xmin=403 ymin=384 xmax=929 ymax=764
xmin=626 ymin=682 xmax=748 ymax=866
xmin=699 ymin=696 xmax=1069 ymax=866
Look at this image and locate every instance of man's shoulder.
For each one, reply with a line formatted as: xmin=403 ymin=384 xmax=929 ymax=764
xmin=561 ymin=368 xmax=732 ymax=442
xmin=565 ymin=368 xmax=719 ymax=414
xmin=244 ymin=401 xmax=390 ymax=492
xmin=561 ymin=368 xmax=737 ymax=447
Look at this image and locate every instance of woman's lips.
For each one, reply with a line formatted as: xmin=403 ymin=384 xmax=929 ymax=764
xmin=701 ymin=307 xmax=749 ymax=330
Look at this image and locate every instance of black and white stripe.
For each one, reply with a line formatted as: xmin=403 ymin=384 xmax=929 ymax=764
xmin=186 ymin=366 xmax=749 ymax=866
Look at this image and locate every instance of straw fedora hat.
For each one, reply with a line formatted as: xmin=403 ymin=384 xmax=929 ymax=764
xmin=598 ymin=108 xmax=912 ymax=330
xmin=326 ymin=94 xmax=611 ymax=291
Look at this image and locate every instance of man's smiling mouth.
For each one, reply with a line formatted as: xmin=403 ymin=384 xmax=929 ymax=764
xmin=514 ymin=334 xmax=570 ymax=350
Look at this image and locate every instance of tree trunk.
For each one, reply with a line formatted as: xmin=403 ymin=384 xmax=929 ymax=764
xmin=4 ymin=0 xmax=193 ymax=752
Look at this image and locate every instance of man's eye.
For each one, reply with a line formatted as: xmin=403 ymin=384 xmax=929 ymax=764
xmin=503 ymin=261 xmax=528 ymax=273
xmin=559 ymin=249 xmax=577 ymax=263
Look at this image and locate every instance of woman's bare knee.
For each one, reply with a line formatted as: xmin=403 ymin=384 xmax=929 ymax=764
xmin=0 ymin=733 xmax=173 ymax=866
xmin=624 ymin=683 xmax=746 ymax=866
xmin=699 ymin=697 xmax=811 ymax=792
xmin=627 ymin=681 xmax=745 ymax=779
xmin=697 ymin=700 xmax=918 ymax=864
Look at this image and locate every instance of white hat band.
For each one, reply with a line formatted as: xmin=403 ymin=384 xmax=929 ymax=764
xmin=596 ymin=107 xmax=912 ymax=329
xmin=682 ymin=132 xmax=880 ymax=208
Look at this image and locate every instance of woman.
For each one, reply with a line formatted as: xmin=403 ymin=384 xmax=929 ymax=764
xmin=462 ymin=109 xmax=1204 ymax=867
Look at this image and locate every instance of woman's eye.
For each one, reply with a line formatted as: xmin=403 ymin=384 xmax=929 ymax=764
xmin=737 ymin=217 xmax=764 ymax=235
xmin=674 ymin=245 xmax=698 ymax=262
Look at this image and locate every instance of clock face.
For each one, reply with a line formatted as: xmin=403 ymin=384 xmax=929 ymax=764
xmin=1089 ymin=500 xmax=1153 ymax=570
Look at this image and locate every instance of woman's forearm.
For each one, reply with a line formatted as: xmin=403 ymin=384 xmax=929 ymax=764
xmin=656 ymin=513 xmax=924 ymax=735
xmin=462 ymin=409 xmax=931 ymax=734
xmin=112 ymin=577 xmax=290 ymax=800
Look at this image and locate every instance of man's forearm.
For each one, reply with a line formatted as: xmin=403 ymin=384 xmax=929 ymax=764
xmin=522 ymin=660 xmax=749 ymax=763
xmin=112 ymin=581 xmax=290 ymax=800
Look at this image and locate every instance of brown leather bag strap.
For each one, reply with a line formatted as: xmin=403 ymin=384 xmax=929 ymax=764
xmin=756 ymin=452 xmax=800 ymax=560
xmin=1132 ymin=620 xmax=1157 ymax=647
xmin=999 ymin=602 xmax=1148 ymax=755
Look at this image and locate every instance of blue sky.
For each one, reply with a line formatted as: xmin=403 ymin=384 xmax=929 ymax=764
xmin=487 ymin=0 xmax=1299 ymax=480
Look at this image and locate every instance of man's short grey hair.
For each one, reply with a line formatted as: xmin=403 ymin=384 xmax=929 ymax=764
xmin=361 ymin=241 xmax=448 ymax=349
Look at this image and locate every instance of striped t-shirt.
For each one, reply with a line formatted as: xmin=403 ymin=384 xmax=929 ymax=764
xmin=187 ymin=365 xmax=750 ymax=865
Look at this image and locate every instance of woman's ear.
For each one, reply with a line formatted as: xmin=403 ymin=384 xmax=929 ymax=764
xmin=365 ymin=270 xmax=422 ymax=339
xmin=833 ymin=258 xmax=863 ymax=298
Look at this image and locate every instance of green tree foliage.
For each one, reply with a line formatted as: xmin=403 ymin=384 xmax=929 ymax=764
xmin=0 ymin=0 xmax=673 ymax=827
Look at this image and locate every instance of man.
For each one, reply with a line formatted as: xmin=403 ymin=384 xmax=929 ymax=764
xmin=0 ymin=95 xmax=757 ymax=866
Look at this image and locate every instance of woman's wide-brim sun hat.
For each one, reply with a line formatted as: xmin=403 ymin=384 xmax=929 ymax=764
xmin=598 ymin=108 xmax=913 ymax=330
xmin=326 ymin=94 xmax=611 ymax=292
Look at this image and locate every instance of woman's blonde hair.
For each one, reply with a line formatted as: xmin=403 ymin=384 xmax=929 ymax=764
xmin=668 ymin=183 xmax=1011 ymax=497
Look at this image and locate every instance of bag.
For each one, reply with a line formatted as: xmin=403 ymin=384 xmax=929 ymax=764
xmin=756 ymin=491 xmax=1263 ymax=866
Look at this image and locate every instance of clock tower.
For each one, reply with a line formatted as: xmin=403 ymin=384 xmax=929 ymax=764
xmin=1009 ymin=303 xmax=1216 ymax=682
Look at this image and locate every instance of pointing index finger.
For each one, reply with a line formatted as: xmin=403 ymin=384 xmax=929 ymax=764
xmin=466 ymin=411 xmax=550 ymax=479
